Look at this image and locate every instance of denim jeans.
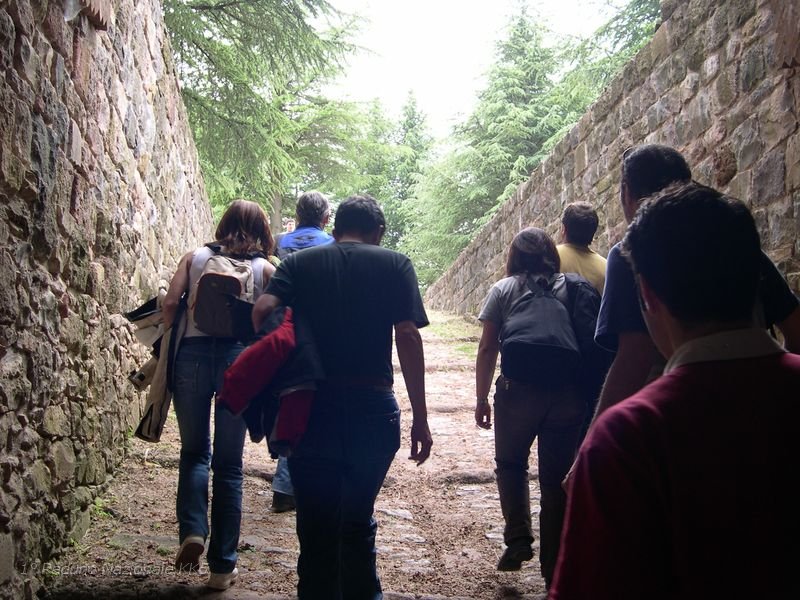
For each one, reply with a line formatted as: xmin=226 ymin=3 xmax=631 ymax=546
xmin=172 ymin=338 xmax=247 ymax=574
xmin=272 ymin=455 xmax=294 ymax=496
xmin=493 ymin=375 xmax=585 ymax=586
xmin=288 ymin=388 xmax=401 ymax=600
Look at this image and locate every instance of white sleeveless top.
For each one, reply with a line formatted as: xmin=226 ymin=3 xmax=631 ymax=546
xmin=184 ymin=246 xmax=268 ymax=338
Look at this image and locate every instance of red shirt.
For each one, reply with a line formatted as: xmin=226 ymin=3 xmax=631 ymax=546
xmin=550 ymin=351 xmax=800 ymax=600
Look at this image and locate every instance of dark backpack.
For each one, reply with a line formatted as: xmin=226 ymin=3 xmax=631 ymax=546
xmin=499 ymin=274 xmax=581 ymax=384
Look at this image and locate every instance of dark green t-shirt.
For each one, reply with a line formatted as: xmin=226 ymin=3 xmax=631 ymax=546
xmin=265 ymin=242 xmax=428 ymax=382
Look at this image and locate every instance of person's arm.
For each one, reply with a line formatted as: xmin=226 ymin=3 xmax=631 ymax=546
xmin=777 ymin=305 xmax=800 ymax=354
xmin=252 ymin=293 xmax=280 ymax=332
xmin=395 ymin=319 xmax=432 ymax=465
xmin=591 ymin=331 xmax=661 ymax=425
xmin=162 ymin=251 xmax=194 ymax=330
xmin=263 ymin=261 xmax=276 ymax=287
xmin=475 ymin=320 xmax=500 ymax=429
xmin=563 ymin=330 xmax=660 ymax=490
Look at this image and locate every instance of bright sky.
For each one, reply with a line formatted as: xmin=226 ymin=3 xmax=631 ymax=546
xmin=327 ymin=0 xmax=623 ymax=138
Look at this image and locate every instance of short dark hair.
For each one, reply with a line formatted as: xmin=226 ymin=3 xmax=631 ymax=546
xmin=506 ymin=227 xmax=560 ymax=277
xmin=562 ymin=202 xmax=599 ymax=246
xmin=295 ymin=191 xmax=330 ymax=227
xmin=333 ymin=195 xmax=386 ymax=237
xmin=621 ymin=144 xmax=692 ymax=204
xmin=622 ymin=181 xmax=761 ymax=325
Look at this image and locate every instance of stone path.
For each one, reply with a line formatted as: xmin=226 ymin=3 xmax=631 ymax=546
xmin=41 ymin=311 xmax=547 ymax=599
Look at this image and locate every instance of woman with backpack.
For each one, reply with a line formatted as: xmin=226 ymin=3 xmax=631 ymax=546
xmin=474 ymin=227 xmax=601 ymax=588
xmin=161 ymin=199 xmax=278 ymax=589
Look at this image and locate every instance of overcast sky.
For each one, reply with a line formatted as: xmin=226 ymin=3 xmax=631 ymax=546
xmin=326 ymin=0 xmax=623 ymax=138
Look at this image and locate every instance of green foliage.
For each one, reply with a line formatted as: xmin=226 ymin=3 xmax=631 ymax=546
xmin=383 ymin=92 xmax=432 ymax=249
xmin=534 ymin=0 xmax=661 ymax=158
xmin=163 ymin=0 xmax=354 ymax=212
xmin=402 ymin=0 xmax=661 ymax=287
xmin=461 ymin=9 xmax=559 ymax=206
xmin=303 ymin=95 xmax=432 ymax=251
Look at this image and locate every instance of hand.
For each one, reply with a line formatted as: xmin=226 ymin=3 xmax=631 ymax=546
xmin=475 ymin=400 xmax=491 ymax=429
xmin=561 ymin=459 xmax=577 ymax=492
xmin=409 ymin=420 xmax=432 ymax=466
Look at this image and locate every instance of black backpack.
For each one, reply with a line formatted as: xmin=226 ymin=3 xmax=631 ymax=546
xmin=499 ymin=274 xmax=581 ymax=384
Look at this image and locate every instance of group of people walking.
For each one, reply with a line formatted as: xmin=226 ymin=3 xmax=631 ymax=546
xmin=156 ymin=143 xmax=800 ymax=599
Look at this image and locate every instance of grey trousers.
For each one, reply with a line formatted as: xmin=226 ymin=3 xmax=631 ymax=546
xmin=493 ymin=376 xmax=586 ymax=585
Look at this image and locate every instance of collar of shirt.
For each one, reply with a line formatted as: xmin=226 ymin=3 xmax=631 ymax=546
xmin=560 ymin=243 xmax=596 ymax=255
xmin=664 ymin=327 xmax=785 ymax=375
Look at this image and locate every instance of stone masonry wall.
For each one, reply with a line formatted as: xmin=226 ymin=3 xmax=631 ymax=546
xmin=426 ymin=0 xmax=800 ymax=318
xmin=0 ymin=1 xmax=213 ymax=597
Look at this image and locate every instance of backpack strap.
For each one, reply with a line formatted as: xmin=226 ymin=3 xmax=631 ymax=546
xmin=524 ymin=273 xmax=568 ymax=303
xmin=189 ymin=246 xmax=216 ymax=288
xmin=251 ymin=256 xmax=267 ymax=299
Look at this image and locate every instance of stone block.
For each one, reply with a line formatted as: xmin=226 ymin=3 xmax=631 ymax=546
xmin=681 ymin=32 xmax=705 ymax=73
xmin=5 ymin=1 xmax=34 ymax=36
xmin=712 ymin=63 xmax=738 ymax=113
xmin=26 ymin=459 xmax=52 ymax=497
xmin=666 ymin=2 xmax=690 ymax=51
xmin=0 ymin=10 xmax=14 ymax=73
xmin=752 ymin=150 xmax=786 ymax=207
xmin=652 ymin=60 xmax=672 ymax=97
xmin=0 ymin=350 xmax=31 ymax=411
xmin=687 ymin=89 xmax=712 ymax=137
xmin=732 ymin=116 xmax=762 ymax=170
xmin=766 ymin=196 xmax=795 ymax=250
xmin=68 ymin=508 xmax=91 ymax=543
xmin=67 ymin=119 xmax=83 ymax=166
xmin=14 ymin=31 xmax=39 ymax=89
xmin=0 ymin=532 xmax=13 ymax=584
xmin=701 ymin=53 xmax=720 ymax=84
xmin=726 ymin=169 xmax=752 ymax=203
xmin=0 ymin=251 xmax=19 ymax=326
xmin=758 ymin=83 xmax=797 ymax=152
xmin=42 ymin=404 xmax=71 ymax=437
xmin=41 ymin=1 xmax=73 ymax=67
xmin=574 ymin=142 xmax=587 ymax=176
xmin=787 ymin=131 xmax=800 ymax=192
xmin=687 ymin=0 xmax=716 ymax=28
xmin=47 ymin=440 xmax=76 ymax=484
xmin=739 ymin=44 xmax=766 ymax=93
xmin=706 ymin=7 xmax=729 ymax=51
xmin=713 ymin=143 xmax=737 ymax=186
xmin=728 ymin=0 xmax=757 ymax=30
xmin=680 ymin=73 xmax=700 ymax=104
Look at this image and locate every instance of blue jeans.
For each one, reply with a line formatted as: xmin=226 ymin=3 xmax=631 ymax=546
xmin=272 ymin=455 xmax=294 ymax=496
xmin=493 ymin=376 xmax=585 ymax=586
xmin=172 ymin=338 xmax=247 ymax=574
xmin=288 ymin=388 xmax=401 ymax=600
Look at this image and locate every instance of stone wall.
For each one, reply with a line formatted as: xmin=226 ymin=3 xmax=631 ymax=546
xmin=426 ymin=0 xmax=800 ymax=318
xmin=0 ymin=0 xmax=213 ymax=597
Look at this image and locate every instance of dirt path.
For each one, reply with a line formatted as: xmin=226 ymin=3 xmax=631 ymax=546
xmin=43 ymin=311 xmax=548 ymax=599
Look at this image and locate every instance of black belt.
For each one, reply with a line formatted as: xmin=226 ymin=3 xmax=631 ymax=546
xmin=323 ymin=376 xmax=393 ymax=392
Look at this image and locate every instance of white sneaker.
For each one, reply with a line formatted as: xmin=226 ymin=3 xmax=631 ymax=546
xmin=175 ymin=535 xmax=205 ymax=572
xmin=207 ymin=567 xmax=239 ymax=590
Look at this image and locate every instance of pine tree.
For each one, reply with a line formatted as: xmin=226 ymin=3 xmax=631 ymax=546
xmin=162 ymin=0 xmax=353 ymax=213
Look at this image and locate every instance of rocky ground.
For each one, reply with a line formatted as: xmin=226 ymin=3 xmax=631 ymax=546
xmin=41 ymin=311 xmax=548 ymax=599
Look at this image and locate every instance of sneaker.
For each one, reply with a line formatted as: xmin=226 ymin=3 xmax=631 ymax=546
xmin=207 ymin=567 xmax=239 ymax=590
xmin=270 ymin=491 xmax=296 ymax=513
xmin=497 ymin=544 xmax=534 ymax=571
xmin=175 ymin=535 xmax=205 ymax=572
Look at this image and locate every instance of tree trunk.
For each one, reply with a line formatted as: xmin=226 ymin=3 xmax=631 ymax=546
xmin=270 ymin=192 xmax=283 ymax=234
